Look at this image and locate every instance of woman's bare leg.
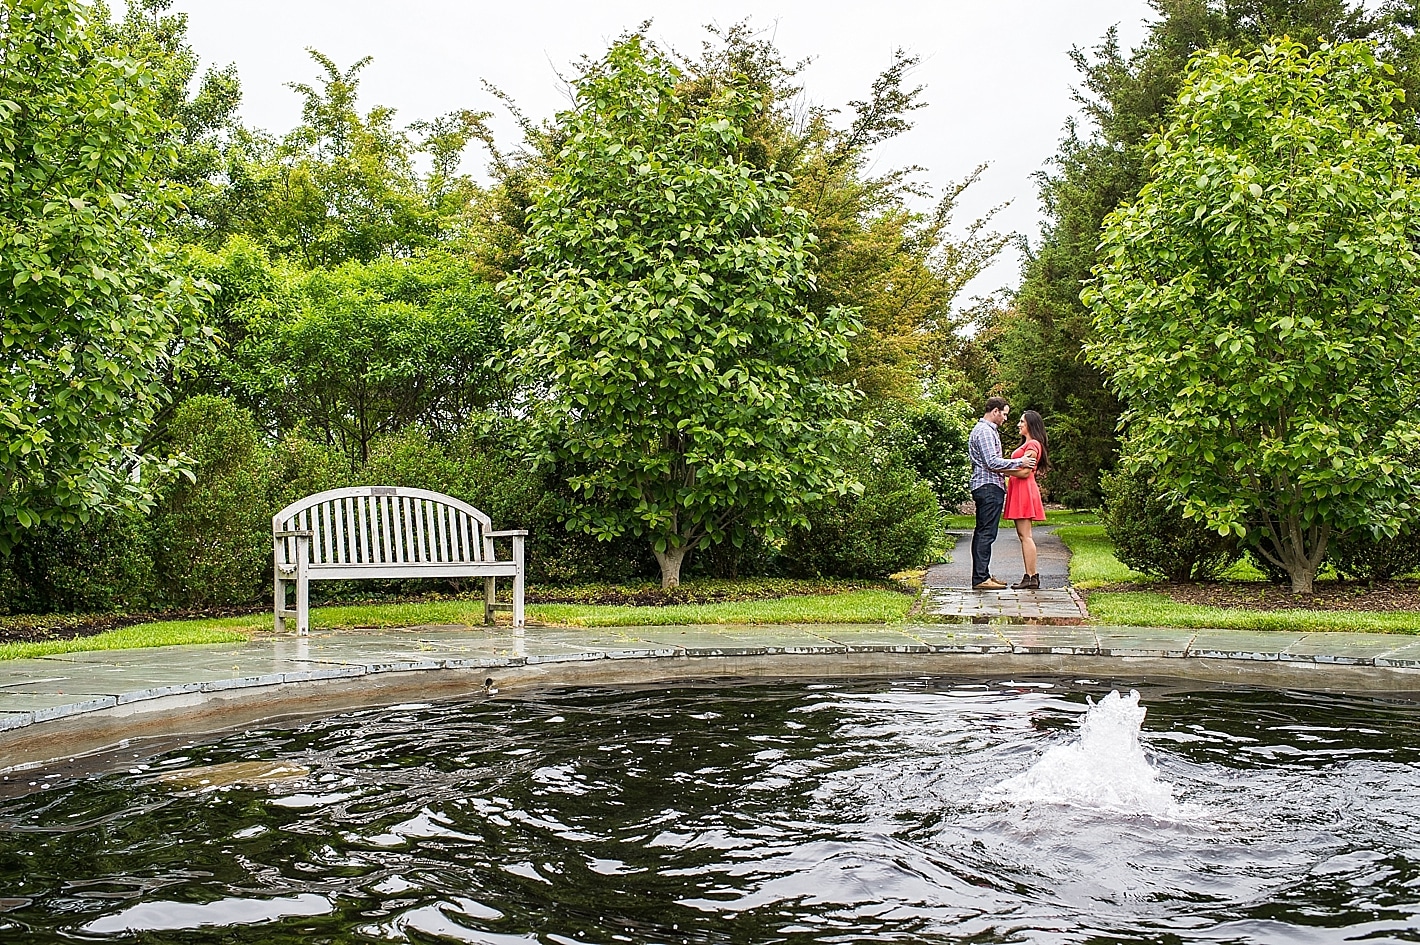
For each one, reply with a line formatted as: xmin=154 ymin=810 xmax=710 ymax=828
xmin=1015 ymin=519 xmax=1037 ymax=576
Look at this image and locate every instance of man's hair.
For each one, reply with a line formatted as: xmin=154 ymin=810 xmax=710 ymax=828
xmin=983 ymin=396 xmax=1009 ymax=415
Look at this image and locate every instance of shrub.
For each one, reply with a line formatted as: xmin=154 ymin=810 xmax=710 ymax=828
xmin=873 ymin=399 xmax=973 ymax=509
xmin=0 ymin=512 xmax=155 ymax=614
xmin=688 ymin=529 xmax=780 ymax=579
xmin=1101 ymin=466 xmax=1239 ymax=581
xmin=1327 ymin=525 xmax=1420 ymax=582
xmin=149 ymin=396 xmax=274 ymax=607
xmin=360 ymin=423 xmax=653 ymax=585
xmin=267 ymin=429 xmax=350 ymax=512
xmin=781 ymin=457 xmax=944 ymax=579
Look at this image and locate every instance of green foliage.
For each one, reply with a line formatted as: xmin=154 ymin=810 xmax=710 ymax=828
xmin=186 ymin=243 xmax=510 ymax=468
xmin=871 ymin=398 xmax=974 ymax=509
xmin=0 ymin=0 xmax=214 ymax=554
xmin=360 ymin=423 xmax=652 ymax=585
xmin=91 ymin=0 xmax=243 ymax=244
xmin=261 ymin=254 xmax=509 ymax=467
xmin=781 ymin=455 xmax=944 ymax=579
xmin=147 ymin=396 xmax=272 ymax=607
xmin=507 ymin=34 xmax=863 ymax=588
xmin=1084 ymin=39 xmax=1420 ymax=593
xmin=1001 ymin=1 xmax=1414 ymax=504
xmin=0 ymin=512 xmax=154 ymax=614
xmin=1327 ymin=525 xmax=1420 ymax=582
xmin=218 ymin=50 xmax=491 ymax=266
xmin=1100 ymin=466 xmax=1239 ymax=582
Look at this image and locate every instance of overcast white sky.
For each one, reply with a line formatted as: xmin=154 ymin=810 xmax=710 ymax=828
xmin=156 ymin=0 xmax=1157 ymax=301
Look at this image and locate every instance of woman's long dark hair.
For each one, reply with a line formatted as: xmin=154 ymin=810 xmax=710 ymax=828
xmin=1021 ymin=410 xmax=1048 ymax=474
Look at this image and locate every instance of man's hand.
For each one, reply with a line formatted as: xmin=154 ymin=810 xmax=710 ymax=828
xmin=1022 ymin=455 xmax=1037 ymax=469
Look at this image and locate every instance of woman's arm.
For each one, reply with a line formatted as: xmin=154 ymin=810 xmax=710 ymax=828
xmin=1007 ymin=446 xmax=1039 ymax=478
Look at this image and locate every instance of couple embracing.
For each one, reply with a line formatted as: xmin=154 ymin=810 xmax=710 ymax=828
xmin=967 ymin=396 xmax=1049 ymax=591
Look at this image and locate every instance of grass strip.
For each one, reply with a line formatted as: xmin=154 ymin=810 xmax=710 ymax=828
xmin=0 ymin=589 xmax=914 ymax=661
xmin=1088 ymin=591 xmax=1420 ymax=633
xmin=531 ymin=589 xmax=914 ymax=627
xmin=1053 ymin=524 xmax=1151 ymax=588
xmin=0 ymin=624 xmax=247 ymax=661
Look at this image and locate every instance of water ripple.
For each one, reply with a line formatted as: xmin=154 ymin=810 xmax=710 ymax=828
xmin=1 ymin=677 xmax=1419 ymax=943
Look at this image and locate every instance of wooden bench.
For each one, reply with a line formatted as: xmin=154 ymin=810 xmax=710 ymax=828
xmin=272 ymin=486 xmax=527 ymax=635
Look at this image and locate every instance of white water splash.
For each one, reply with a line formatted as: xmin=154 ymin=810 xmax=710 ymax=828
xmin=984 ymin=690 xmax=1178 ymax=817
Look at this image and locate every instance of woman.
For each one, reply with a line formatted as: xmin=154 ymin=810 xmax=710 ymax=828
xmin=1004 ymin=409 xmax=1048 ymax=589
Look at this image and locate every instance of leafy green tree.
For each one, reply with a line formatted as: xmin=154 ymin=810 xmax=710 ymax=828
xmin=208 ymin=249 xmax=510 ymax=467
xmin=507 ymin=34 xmax=863 ymax=588
xmin=1083 ymin=38 xmax=1420 ymax=594
xmin=223 ymin=50 xmax=491 ymax=267
xmin=92 ymin=0 xmax=243 ymax=245
xmin=484 ymin=24 xmax=1008 ymax=406
xmin=0 ymin=0 xmax=211 ymax=554
xmin=1001 ymin=0 xmax=1414 ymax=505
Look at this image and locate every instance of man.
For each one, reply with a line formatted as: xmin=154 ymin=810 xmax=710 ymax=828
xmin=968 ymin=397 xmax=1035 ymax=590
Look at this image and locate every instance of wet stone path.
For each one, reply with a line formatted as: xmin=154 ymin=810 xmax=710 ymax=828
xmin=921 ymin=526 xmax=1088 ymax=624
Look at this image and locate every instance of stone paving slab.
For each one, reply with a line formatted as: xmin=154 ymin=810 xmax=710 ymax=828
xmin=811 ymin=626 xmax=931 ymax=653
xmin=903 ymin=625 xmax=1013 ymax=653
xmin=919 ymin=588 xmax=1087 ymax=624
xmin=1282 ymin=632 xmax=1414 ymax=665
xmin=1373 ymin=641 xmax=1420 ymax=669
xmin=1095 ymin=628 xmax=1197 ymax=658
xmin=1188 ymin=630 xmax=1309 ymax=661
xmin=998 ymin=626 xmax=1100 ymax=655
xmin=2 ymin=622 xmax=1420 ymax=756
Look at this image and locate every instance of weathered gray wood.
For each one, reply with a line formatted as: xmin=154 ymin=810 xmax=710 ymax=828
xmin=273 ymin=486 xmax=525 ymax=636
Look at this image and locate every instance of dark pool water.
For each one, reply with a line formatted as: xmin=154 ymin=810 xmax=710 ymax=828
xmin=2 ymin=677 xmax=1420 ymax=944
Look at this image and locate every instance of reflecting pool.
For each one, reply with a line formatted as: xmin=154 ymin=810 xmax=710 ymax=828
xmin=2 ymin=677 xmax=1419 ymax=943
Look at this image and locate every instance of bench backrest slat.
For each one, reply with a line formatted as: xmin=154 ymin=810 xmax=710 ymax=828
xmin=273 ymin=487 xmax=491 ymax=568
xmin=321 ymin=501 xmax=336 ymax=565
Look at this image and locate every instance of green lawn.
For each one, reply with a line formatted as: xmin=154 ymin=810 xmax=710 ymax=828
xmin=1053 ymin=524 xmax=1149 ymax=588
xmin=0 ymin=588 xmax=915 ymax=661
xmin=1052 ymin=525 xmax=1420 ymax=633
xmin=0 ymin=623 xmax=249 ymax=662
xmin=1089 ymin=592 xmax=1420 ymax=633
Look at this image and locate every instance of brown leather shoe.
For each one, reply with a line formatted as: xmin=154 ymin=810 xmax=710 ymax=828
xmin=1011 ymin=574 xmax=1032 ymax=589
xmin=972 ymin=577 xmax=1009 ymax=590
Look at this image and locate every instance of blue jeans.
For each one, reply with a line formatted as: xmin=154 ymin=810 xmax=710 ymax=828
xmin=971 ymin=484 xmax=1006 ymax=586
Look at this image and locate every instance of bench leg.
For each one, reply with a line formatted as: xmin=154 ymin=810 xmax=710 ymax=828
xmin=512 ymin=536 xmax=525 ymax=629
xmin=484 ymin=576 xmax=496 ymax=625
xmin=274 ymin=575 xmax=287 ymax=633
xmin=295 ymin=535 xmax=311 ymax=636
xmin=296 ymin=574 xmax=310 ymax=636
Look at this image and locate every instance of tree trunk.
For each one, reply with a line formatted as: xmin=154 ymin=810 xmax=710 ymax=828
xmin=1276 ymin=516 xmax=1328 ymax=596
xmin=1286 ymin=565 xmax=1315 ymax=595
xmin=655 ymin=545 xmax=690 ymax=589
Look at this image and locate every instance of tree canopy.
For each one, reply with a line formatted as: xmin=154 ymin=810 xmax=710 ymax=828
xmin=975 ymin=0 xmax=1420 ymax=505
xmin=1083 ymin=38 xmax=1420 ymax=594
xmin=507 ymin=34 xmax=864 ymax=588
xmin=0 ymin=0 xmax=211 ymax=553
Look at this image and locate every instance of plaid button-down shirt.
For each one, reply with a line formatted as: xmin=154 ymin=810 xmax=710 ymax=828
xmin=968 ymin=418 xmax=1023 ymax=492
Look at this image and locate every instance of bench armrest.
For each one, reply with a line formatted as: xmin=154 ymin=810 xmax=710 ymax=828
xmin=274 ymin=530 xmax=314 ymax=538
xmin=486 ymin=530 xmax=529 ymax=538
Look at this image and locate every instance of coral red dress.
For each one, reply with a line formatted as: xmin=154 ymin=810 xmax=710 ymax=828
xmin=1003 ymin=439 xmax=1046 ymax=522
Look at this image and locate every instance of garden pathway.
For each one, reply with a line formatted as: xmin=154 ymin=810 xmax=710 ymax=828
xmin=920 ymin=526 xmax=1088 ymax=624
